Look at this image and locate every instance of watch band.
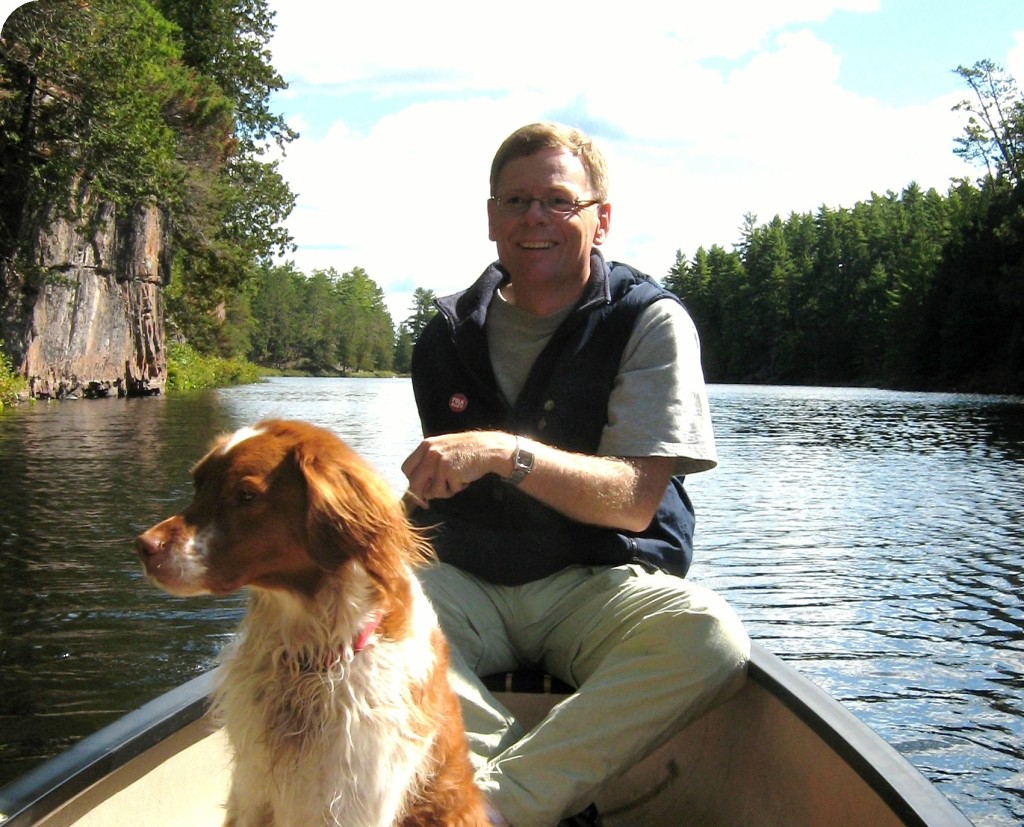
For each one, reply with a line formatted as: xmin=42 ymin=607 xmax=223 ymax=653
xmin=507 ymin=436 xmax=535 ymax=485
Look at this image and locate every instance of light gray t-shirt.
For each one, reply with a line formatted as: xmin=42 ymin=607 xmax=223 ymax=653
xmin=487 ymin=290 xmax=717 ymax=476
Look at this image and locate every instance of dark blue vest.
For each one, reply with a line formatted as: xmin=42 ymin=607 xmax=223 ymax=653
xmin=410 ymin=251 xmax=696 ymax=585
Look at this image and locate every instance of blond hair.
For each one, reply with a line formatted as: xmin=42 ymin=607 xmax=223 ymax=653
xmin=489 ymin=123 xmax=609 ymax=201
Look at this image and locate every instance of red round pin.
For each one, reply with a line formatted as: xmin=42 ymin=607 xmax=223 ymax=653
xmin=449 ymin=393 xmax=468 ymax=413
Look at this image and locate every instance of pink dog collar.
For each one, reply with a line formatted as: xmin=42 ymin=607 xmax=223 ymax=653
xmin=352 ymin=610 xmax=385 ymax=654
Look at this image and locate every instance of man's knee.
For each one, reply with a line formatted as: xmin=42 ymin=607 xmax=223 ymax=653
xmin=633 ymin=592 xmax=750 ymax=704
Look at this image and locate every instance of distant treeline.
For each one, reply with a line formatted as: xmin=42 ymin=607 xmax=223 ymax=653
xmin=666 ymin=178 xmax=1022 ymax=392
xmin=238 ymin=169 xmax=1021 ymax=392
xmin=242 ymin=263 xmax=436 ymax=375
xmin=666 ymin=60 xmax=1022 ymax=393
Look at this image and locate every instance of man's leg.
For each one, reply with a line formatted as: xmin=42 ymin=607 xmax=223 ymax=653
xmin=418 ymin=562 xmax=524 ymax=773
xmin=483 ymin=564 xmax=750 ymax=827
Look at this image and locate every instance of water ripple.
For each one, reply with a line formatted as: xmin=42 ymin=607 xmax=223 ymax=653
xmin=1 ymin=380 xmax=1021 ymax=824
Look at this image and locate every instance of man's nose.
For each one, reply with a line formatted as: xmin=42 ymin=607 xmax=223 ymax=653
xmin=523 ymin=198 xmax=550 ymax=221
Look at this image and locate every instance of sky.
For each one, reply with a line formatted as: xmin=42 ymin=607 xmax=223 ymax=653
xmin=3 ymin=1 xmax=1024 ymax=324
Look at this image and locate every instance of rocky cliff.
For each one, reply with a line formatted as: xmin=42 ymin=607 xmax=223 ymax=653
xmin=0 ymin=201 xmax=170 ymax=399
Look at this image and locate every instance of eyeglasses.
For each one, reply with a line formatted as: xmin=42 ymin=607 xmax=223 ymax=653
xmin=490 ymin=194 xmax=602 ymax=216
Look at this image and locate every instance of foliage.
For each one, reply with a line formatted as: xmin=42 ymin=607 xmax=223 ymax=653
xmin=0 ymin=346 xmax=27 ymax=408
xmin=403 ymin=287 xmax=439 ymax=340
xmin=165 ymin=340 xmax=262 ymax=392
xmin=393 ymin=287 xmax=437 ymax=373
xmin=663 ymin=59 xmax=1024 ymax=393
xmin=954 ymin=60 xmax=1024 ymax=188
xmin=0 ymin=0 xmax=190 ymax=259
xmin=149 ymin=0 xmax=297 ymax=353
xmin=150 ymin=0 xmax=296 ymax=157
xmin=0 ymin=0 xmax=297 ymax=367
xmin=248 ymin=263 xmax=397 ymax=374
xmin=667 ymin=177 xmax=1021 ymax=391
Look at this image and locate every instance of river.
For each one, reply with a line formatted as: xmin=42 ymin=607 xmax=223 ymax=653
xmin=0 ymin=378 xmax=1021 ymax=825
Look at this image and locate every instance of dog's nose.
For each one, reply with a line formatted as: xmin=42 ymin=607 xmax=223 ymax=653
xmin=136 ymin=533 xmax=163 ymax=558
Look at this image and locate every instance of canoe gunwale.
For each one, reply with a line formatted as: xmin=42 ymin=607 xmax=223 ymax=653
xmin=746 ymin=647 xmax=972 ymax=827
xmin=0 ymin=671 xmax=216 ymax=827
xmin=0 ymin=646 xmax=972 ymax=826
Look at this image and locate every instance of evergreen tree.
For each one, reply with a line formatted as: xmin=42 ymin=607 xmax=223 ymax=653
xmin=0 ymin=0 xmax=191 ymax=260
xmin=152 ymin=0 xmax=297 ymax=355
xmin=248 ymin=260 xmax=305 ymax=365
xmin=403 ymin=287 xmax=438 ymax=340
xmin=954 ymin=60 xmax=1024 ymax=188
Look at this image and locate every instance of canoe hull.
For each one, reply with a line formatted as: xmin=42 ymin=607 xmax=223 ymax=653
xmin=0 ymin=645 xmax=971 ymax=827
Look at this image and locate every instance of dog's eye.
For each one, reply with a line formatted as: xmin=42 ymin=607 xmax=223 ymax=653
xmin=235 ymin=476 xmax=265 ymax=505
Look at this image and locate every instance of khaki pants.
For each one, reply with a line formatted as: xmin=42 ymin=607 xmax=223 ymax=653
xmin=419 ymin=563 xmax=750 ymax=827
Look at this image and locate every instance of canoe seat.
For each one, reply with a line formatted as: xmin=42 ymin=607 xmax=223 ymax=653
xmin=481 ymin=671 xmax=575 ymax=695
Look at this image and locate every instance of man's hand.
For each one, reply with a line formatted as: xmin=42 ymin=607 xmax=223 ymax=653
xmin=402 ymin=431 xmax=516 ymax=505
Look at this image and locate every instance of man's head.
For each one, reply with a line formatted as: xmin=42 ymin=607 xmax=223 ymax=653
xmin=486 ymin=123 xmax=612 ymax=314
xmin=489 ymin=122 xmax=609 ymax=202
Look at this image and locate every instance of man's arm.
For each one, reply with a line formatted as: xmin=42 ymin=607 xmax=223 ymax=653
xmin=401 ymin=431 xmax=674 ymax=532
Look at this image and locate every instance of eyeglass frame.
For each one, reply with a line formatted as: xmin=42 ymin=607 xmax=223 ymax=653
xmin=489 ymin=194 xmax=603 ymax=217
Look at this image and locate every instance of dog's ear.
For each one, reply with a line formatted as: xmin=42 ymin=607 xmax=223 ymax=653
xmin=295 ymin=445 xmax=403 ymax=572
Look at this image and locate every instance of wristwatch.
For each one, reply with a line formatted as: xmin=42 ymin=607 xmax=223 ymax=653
xmin=507 ymin=436 xmax=535 ymax=486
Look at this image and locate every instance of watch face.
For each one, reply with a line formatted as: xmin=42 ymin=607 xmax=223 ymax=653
xmin=508 ymin=445 xmax=534 ymax=485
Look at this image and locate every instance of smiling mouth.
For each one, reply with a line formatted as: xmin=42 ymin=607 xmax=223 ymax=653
xmin=519 ymin=241 xmax=555 ymax=250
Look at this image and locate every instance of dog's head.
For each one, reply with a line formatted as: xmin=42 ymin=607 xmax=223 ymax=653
xmin=136 ymin=420 xmax=429 ymax=599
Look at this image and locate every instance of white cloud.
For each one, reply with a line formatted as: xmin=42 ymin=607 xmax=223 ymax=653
xmin=266 ymin=0 xmax=985 ymax=318
xmin=268 ymin=0 xmax=879 ymax=92
xmin=1009 ymin=31 xmax=1024 ymax=81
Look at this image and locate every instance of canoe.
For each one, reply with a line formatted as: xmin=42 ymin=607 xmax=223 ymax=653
xmin=0 ymin=644 xmax=971 ymax=826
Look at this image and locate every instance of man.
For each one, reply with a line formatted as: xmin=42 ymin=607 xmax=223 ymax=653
xmin=402 ymin=122 xmax=749 ymax=827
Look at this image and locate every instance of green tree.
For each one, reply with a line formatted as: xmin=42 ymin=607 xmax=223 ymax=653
xmin=403 ymin=287 xmax=437 ymax=340
xmin=393 ymin=326 xmax=414 ymax=374
xmin=954 ymin=60 xmax=1024 ymax=188
xmin=151 ymin=0 xmax=296 ymax=156
xmin=334 ymin=267 xmax=394 ymax=372
xmin=662 ymin=60 xmax=1023 ymax=392
xmin=664 ymin=244 xmax=745 ymax=381
xmin=0 ymin=0 xmax=190 ymax=260
xmin=152 ymin=0 xmax=297 ymax=355
xmin=249 ymin=260 xmax=305 ymax=365
xmin=393 ymin=287 xmax=437 ymax=374
xmin=301 ymin=268 xmax=342 ymax=373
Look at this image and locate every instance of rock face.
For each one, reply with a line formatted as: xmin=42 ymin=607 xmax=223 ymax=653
xmin=1 ymin=201 xmax=170 ymax=399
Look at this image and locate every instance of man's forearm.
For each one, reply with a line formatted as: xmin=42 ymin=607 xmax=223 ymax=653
xmin=402 ymin=431 xmax=674 ymax=532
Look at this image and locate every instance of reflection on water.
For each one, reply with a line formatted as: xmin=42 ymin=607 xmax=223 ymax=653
xmin=0 ymin=394 xmax=243 ymax=770
xmin=684 ymin=386 xmax=1024 ymax=826
xmin=0 ymin=379 xmax=1021 ymax=825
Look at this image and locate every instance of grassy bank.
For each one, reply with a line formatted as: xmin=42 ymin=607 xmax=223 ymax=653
xmin=3 ymin=343 xmax=268 ymax=406
xmin=0 ymin=351 xmax=27 ymax=410
xmin=166 ymin=342 xmax=264 ymax=392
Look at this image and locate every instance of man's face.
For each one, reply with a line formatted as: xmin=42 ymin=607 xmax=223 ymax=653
xmin=487 ymin=147 xmax=611 ymax=310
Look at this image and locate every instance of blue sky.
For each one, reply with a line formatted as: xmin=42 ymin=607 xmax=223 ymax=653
xmin=3 ymin=1 xmax=1023 ymax=322
xmin=813 ymin=1 xmax=1022 ymax=106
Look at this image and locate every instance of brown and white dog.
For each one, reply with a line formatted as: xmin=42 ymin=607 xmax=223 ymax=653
xmin=135 ymin=419 xmax=487 ymax=827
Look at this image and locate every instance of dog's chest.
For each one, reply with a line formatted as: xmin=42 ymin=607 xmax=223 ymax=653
xmin=219 ymin=640 xmax=436 ymax=826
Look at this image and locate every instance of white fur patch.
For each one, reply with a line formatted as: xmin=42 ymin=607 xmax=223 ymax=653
xmin=220 ymin=425 xmax=264 ymax=454
xmin=214 ymin=563 xmax=445 ymax=827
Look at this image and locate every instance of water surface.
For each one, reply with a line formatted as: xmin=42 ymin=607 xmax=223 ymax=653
xmin=0 ymin=379 xmax=1021 ymax=825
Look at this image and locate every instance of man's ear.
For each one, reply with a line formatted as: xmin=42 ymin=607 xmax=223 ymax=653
xmin=487 ymin=197 xmax=498 ymax=242
xmin=593 ymin=202 xmax=611 ymax=246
